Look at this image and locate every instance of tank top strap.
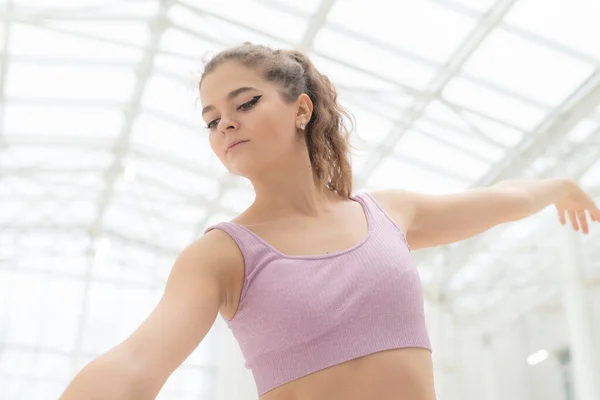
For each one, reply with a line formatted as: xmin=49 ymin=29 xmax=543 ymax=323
xmin=204 ymin=221 xmax=278 ymax=300
xmin=352 ymin=192 xmax=410 ymax=248
xmin=204 ymin=221 xmax=259 ymax=251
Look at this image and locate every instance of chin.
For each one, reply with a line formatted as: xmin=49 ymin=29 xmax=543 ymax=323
xmin=226 ymin=161 xmax=264 ymax=181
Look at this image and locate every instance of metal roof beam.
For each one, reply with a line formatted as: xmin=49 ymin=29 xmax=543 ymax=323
xmin=297 ymin=0 xmax=336 ymax=52
xmin=354 ymin=0 xmax=519 ymax=187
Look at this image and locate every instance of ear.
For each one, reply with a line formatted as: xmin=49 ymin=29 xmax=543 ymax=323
xmin=295 ymin=93 xmax=313 ymax=127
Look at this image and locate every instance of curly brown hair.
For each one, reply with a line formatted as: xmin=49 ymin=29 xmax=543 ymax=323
xmin=199 ymin=42 xmax=354 ymax=199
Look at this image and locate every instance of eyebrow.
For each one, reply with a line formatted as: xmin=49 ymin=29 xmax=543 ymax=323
xmin=201 ymin=86 xmax=259 ymax=116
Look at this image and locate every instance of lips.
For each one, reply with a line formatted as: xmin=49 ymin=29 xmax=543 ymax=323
xmin=227 ymin=140 xmax=249 ymax=151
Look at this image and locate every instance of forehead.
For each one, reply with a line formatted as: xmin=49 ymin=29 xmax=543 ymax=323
xmin=200 ymin=61 xmax=266 ymax=102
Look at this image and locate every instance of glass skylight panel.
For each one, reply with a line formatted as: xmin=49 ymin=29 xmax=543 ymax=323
xmin=504 ymin=0 xmax=600 ymax=60
xmin=327 ymin=0 xmax=475 ymax=63
xmin=421 ymin=99 xmax=472 ymax=127
xmin=35 ymin=277 xmax=82 ymax=351
xmin=220 ymin=187 xmax=256 ymax=214
xmin=82 ymin=282 xmax=160 ymax=352
xmin=348 ymin=106 xmax=397 ymax=146
xmin=314 ymin=28 xmax=437 ymax=91
xmin=47 ymin=20 xmax=150 ymax=47
xmin=111 ymin=181 xmax=206 ymax=226
xmin=12 ymin=0 xmax=132 ymax=9
xmin=37 ymin=168 xmax=106 ymax=189
xmin=81 ymin=284 xmax=122 ymax=352
xmin=130 ymin=113 xmax=209 ymax=166
xmin=443 ymin=76 xmax=547 ymax=131
xmin=309 ymin=54 xmax=399 ymax=93
xmin=439 ymin=0 xmax=498 ymax=13
xmin=377 ymin=91 xmax=418 ymax=112
xmin=567 ymin=119 xmax=599 ymax=143
xmin=4 ymin=104 xmax=124 ymax=138
xmin=38 ymin=197 xmax=97 ymax=226
xmin=9 ymin=24 xmax=145 ymax=62
xmin=94 ymin=260 xmax=161 ymax=289
xmin=369 ymin=157 xmax=469 ymax=194
xmin=30 ymin=353 xmax=72 ymax=382
xmin=142 ymin=74 xmax=201 ymax=121
xmin=339 ymin=90 xmax=416 ymax=126
xmin=461 ymin=29 xmax=595 ymax=107
xmin=457 ymin=112 xmax=525 ymax=147
xmin=395 ymin=130 xmax=491 ymax=181
xmin=31 ymin=253 xmax=89 ymax=276
xmin=350 ymin=148 xmax=376 ymax=185
xmin=413 ymin=119 xmax=507 ymax=163
xmin=102 ymin=203 xmax=196 ymax=250
xmin=119 ymin=173 xmax=187 ymax=205
xmin=204 ymin=14 xmax=292 ymax=50
xmin=129 ymin=156 xmax=222 ymax=201
xmin=1 ymin=146 xmax=112 ymax=173
xmin=6 ymin=63 xmax=136 ymax=102
xmin=159 ymin=27 xmax=224 ymax=63
xmin=154 ymin=53 xmax=205 ymax=82
xmin=91 ymin=248 xmax=162 ymax=286
xmin=581 ymin=159 xmax=600 ymax=187
xmin=3 ymin=273 xmax=71 ymax=346
xmin=179 ymin=0 xmax=307 ymax=45
xmin=201 ymin=211 xmax=239 ymax=231
xmin=264 ymin=0 xmax=323 ymax=15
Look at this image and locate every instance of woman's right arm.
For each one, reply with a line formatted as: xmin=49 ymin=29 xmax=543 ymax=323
xmin=59 ymin=229 xmax=237 ymax=399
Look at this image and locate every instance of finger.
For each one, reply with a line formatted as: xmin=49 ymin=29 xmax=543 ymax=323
xmin=568 ymin=211 xmax=579 ymax=231
xmin=584 ymin=195 xmax=599 ymax=222
xmin=577 ymin=210 xmax=589 ymax=234
xmin=591 ymin=204 xmax=600 ymax=222
xmin=557 ymin=207 xmax=566 ymax=225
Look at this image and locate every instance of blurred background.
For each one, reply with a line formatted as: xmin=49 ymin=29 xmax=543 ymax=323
xmin=0 ymin=0 xmax=599 ymax=399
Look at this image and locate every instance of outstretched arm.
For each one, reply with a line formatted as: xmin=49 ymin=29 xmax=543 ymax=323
xmin=59 ymin=230 xmax=235 ymax=399
xmin=373 ymin=178 xmax=599 ymax=250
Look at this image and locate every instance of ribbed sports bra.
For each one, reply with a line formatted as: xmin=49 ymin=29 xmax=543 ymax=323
xmin=205 ymin=192 xmax=431 ymax=396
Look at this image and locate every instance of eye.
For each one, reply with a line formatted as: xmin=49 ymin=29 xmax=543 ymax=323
xmin=206 ymin=119 xmax=219 ymax=130
xmin=238 ymin=95 xmax=262 ymax=111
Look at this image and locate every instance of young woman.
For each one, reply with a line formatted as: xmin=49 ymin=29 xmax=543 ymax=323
xmin=60 ymin=43 xmax=599 ymax=400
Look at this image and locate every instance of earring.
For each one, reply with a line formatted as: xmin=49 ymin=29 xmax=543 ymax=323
xmin=300 ymin=122 xmax=305 ymax=130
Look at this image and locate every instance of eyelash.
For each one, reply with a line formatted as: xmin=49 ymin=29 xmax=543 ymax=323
xmin=206 ymin=95 xmax=262 ymax=130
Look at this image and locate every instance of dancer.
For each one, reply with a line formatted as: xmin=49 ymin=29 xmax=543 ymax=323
xmin=60 ymin=43 xmax=599 ymax=400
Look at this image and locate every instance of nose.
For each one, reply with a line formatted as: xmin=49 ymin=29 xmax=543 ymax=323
xmin=217 ymin=116 xmax=240 ymax=134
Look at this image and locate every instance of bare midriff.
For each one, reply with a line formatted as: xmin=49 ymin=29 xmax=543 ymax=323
xmin=259 ymin=347 xmax=436 ymax=400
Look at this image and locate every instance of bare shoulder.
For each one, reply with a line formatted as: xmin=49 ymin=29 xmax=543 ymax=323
xmin=368 ymin=189 xmax=416 ymax=231
xmin=175 ymin=228 xmax=244 ymax=313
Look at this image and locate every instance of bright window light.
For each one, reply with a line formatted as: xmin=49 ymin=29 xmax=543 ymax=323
xmin=527 ymin=349 xmax=549 ymax=366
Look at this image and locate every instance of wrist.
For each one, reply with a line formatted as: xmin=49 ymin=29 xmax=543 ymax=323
xmin=554 ymin=177 xmax=577 ymax=198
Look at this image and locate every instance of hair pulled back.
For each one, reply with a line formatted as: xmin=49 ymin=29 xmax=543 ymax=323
xmin=200 ymin=42 xmax=354 ymax=198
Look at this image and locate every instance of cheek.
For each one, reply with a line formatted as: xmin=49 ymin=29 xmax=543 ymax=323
xmin=208 ymin=131 xmax=225 ymax=159
xmin=259 ymin=112 xmax=296 ymax=145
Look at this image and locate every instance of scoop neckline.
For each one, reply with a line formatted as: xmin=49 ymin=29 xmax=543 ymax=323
xmin=227 ymin=194 xmax=372 ymax=260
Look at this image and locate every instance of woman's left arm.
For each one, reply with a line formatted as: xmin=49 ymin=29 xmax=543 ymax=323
xmin=373 ymin=178 xmax=600 ymax=250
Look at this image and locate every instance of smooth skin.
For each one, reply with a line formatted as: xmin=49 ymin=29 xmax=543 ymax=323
xmin=59 ymin=61 xmax=599 ymax=400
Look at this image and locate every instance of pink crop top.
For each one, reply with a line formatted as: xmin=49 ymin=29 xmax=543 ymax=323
xmin=205 ymin=192 xmax=431 ymax=395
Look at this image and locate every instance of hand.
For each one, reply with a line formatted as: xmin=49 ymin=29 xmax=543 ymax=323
xmin=555 ymin=180 xmax=600 ymax=234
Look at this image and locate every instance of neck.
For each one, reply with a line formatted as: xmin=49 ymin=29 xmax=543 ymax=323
xmin=249 ymin=148 xmax=340 ymax=217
